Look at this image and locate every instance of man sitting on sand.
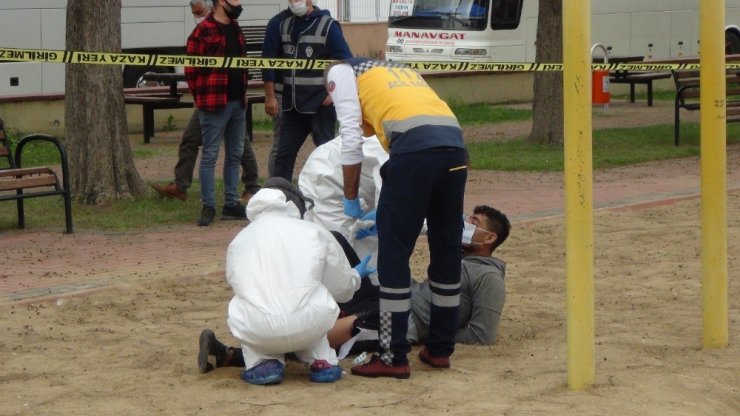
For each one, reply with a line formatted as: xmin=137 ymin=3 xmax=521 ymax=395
xmin=330 ymin=204 xmax=511 ymax=356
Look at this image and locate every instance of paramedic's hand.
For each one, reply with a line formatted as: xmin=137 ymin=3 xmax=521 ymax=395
xmin=356 ymin=210 xmax=377 ymax=240
xmin=354 ymin=254 xmax=376 ymax=279
xmin=343 ymin=197 xmax=362 ymax=219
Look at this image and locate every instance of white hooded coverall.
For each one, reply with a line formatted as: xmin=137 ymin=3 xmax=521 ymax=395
xmin=298 ymin=135 xmax=388 ymax=281
xmin=225 ymin=189 xmax=361 ymax=369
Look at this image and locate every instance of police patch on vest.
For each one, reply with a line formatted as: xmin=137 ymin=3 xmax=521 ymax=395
xmin=285 ymin=45 xmax=295 ymax=55
xmin=305 ymin=46 xmax=314 ymax=58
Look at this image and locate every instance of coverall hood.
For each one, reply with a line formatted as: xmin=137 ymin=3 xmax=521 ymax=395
xmin=246 ymin=188 xmax=303 ymax=221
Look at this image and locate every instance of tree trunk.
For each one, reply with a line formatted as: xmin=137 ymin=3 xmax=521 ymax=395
xmin=65 ymin=0 xmax=147 ymax=204
xmin=527 ymin=0 xmax=564 ymax=145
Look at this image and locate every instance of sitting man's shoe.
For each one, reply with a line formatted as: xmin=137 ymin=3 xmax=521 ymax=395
xmin=221 ymin=203 xmax=247 ymax=220
xmin=151 ymin=182 xmax=187 ymax=201
xmin=197 ymin=206 xmax=216 ymax=226
xmin=351 ymin=354 xmax=410 ymax=379
xmin=197 ymin=329 xmax=229 ymax=374
xmin=309 ymin=360 xmax=343 ymax=383
xmin=241 ymin=359 xmax=285 ymax=385
xmin=418 ymin=346 xmax=450 ymax=369
xmin=240 ymin=190 xmax=255 ymax=205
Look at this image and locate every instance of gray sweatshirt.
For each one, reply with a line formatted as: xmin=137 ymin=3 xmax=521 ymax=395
xmin=408 ymin=256 xmax=506 ymax=345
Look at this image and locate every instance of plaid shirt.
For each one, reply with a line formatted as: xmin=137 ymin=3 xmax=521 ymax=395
xmin=185 ymin=14 xmax=248 ymax=111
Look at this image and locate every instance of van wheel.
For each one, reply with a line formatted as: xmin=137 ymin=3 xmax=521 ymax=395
xmin=726 ymin=31 xmax=740 ymax=55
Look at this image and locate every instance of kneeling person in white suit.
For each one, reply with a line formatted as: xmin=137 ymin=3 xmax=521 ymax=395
xmin=198 ymin=177 xmax=374 ymax=385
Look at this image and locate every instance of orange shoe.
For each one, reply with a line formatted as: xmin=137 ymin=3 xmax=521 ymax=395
xmin=418 ymin=346 xmax=450 ymax=368
xmin=351 ymin=354 xmax=410 ymax=379
xmin=151 ymin=182 xmax=187 ymax=201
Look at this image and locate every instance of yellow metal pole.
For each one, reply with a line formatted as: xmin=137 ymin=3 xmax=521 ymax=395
xmin=700 ymin=0 xmax=729 ymax=348
xmin=563 ymin=0 xmax=595 ymax=388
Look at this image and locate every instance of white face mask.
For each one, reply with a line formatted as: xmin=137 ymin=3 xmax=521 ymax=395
xmin=289 ymin=0 xmax=308 ymax=17
xmin=462 ymin=221 xmax=477 ymax=245
xmin=194 ymin=16 xmax=206 ymax=24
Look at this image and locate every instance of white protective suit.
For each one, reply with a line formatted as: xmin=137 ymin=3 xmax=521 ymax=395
xmin=298 ymin=136 xmax=389 ymax=279
xmin=225 ymin=189 xmax=361 ymax=369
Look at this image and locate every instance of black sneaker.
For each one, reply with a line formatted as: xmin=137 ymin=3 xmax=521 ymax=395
xmin=198 ymin=205 xmax=216 ymax=226
xmin=221 ymin=203 xmax=247 ymax=220
xmin=198 ymin=329 xmax=228 ymax=374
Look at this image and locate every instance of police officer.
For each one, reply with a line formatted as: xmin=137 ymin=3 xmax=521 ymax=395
xmin=267 ymin=0 xmax=352 ymax=182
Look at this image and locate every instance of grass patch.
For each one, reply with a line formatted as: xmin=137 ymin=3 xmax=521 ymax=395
xmin=450 ymin=102 xmax=532 ymax=126
xmin=2 ymin=129 xmax=160 ymax=169
xmin=611 ymin=89 xmax=675 ymax=103
xmin=3 ymin=102 xmax=736 ymax=231
xmin=0 ymin=180 xmax=243 ymax=231
xmin=468 ymin=122 xmax=740 ymax=171
xmin=251 ymin=103 xmax=533 ymax=131
xmin=253 ymin=118 xmax=274 ymax=132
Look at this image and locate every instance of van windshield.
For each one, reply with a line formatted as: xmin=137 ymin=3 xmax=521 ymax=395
xmin=388 ymin=0 xmax=489 ymax=31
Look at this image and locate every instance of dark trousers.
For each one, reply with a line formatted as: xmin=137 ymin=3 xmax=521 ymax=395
xmin=174 ymin=110 xmax=260 ymax=195
xmin=271 ymin=106 xmax=337 ymax=182
xmin=376 ymin=148 xmax=467 ymax=366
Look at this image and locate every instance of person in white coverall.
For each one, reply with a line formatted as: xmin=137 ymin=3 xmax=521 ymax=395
xmin=197 ymin=177 xmax=375 ymax=385
xmin=298 ymin=135 xmax=388 ymax=281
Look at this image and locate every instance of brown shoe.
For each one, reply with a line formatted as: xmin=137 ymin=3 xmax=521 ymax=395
xmin=418 ymin=346 xmax=450 ymax=368
xmin=351 ymin=354 xmax=410 ymax=379
xmin=151 ymin=182 xmax=187 ymax=201
xmin=240 ymin=190 xmax=254 ymax=205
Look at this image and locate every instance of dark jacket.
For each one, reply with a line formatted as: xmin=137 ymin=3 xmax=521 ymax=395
xmin=274 ymin=8 xmax=352 ymax=113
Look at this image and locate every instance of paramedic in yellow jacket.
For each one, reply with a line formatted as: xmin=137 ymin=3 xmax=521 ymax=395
xmin=325 ymin=58 xmax=467 ymax=379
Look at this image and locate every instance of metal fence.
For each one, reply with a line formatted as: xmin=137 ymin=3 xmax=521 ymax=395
xmin=314 ymin=0 xmax=390 ymax=22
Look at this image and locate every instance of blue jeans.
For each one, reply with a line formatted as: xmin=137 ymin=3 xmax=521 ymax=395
xmin=272 ymin=106 xmax=336 ymax=182
xmin=198 ymin=100 xmax=245 ymax=208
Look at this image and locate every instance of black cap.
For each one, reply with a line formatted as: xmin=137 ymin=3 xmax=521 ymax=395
xmin=261 ymin=177 xmax=314 ymax=218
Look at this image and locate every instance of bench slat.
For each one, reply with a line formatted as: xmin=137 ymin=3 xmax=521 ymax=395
xmin=0 ymin=174 xmax=57 ymax=191
xmin=0 ymin=167 xmax=55 ymax=177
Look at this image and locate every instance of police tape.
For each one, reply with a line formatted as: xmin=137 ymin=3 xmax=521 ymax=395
xmin=3 ymin=47 xmax=739 ymax=72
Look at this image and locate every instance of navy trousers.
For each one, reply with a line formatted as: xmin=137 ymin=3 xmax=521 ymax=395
xmin=376 ymin=147 xmax=467 ymax=366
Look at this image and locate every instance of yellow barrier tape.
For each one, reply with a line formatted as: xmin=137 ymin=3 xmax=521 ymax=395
xmin=3 ymin=47 xmax=740 ymax=71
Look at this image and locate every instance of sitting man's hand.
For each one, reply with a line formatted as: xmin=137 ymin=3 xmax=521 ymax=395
xmin=356 ymin=210 xmax=377 ymax=240
xmin=343 ymin=197 xmax=363 ymax=219
xmin=354 ymin=254 xmax=377 ymax=279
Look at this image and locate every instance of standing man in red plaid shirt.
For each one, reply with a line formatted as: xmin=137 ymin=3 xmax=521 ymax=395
xmin=185 ymin=0 xmax=249 ymax=226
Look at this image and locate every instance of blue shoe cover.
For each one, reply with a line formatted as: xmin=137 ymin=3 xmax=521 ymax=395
xmin=241 ymin=359 xmax=284 ymax=385
xmin=309 ymin=365 xmax=342 ymax=383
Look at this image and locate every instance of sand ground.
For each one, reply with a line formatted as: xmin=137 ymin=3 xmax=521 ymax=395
xmin=0 ymin=99 xmax=738 ymax=415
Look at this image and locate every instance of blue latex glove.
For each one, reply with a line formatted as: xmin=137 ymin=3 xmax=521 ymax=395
xmin=356 ymin=209 xmax=377 ymax=240
xmin=354 ymin=254 xmax=377 ymax=279
xmin=343 ymin=197 xmax=362 ymax=219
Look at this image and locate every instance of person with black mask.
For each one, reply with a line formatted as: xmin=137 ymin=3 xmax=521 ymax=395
xmin=185 ymin=0 xmax=254 ymax=226
xmin=151 ymin=0 xmax=261 ymax=208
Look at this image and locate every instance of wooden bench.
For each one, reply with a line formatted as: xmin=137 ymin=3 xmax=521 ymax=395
xmin=672 ymin=69 xmax=740 ymax=145
xmin=128 ymin=72 xmax=266 ymax=143
xmin=610 ymin=71 xmax=671 ymax=106
xmin=0 ymin=118 xmax=73 ymax=233
xmin=124 ymin=91 xmax=194 ymax=144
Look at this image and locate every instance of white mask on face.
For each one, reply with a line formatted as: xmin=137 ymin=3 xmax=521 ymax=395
xmin=194 ymin=16 xmax=206 ymax=24
xmin=462 ymin=221 xmax=477 ymax=245
xmin=289 ymin=0 xmax=308 ymax=17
